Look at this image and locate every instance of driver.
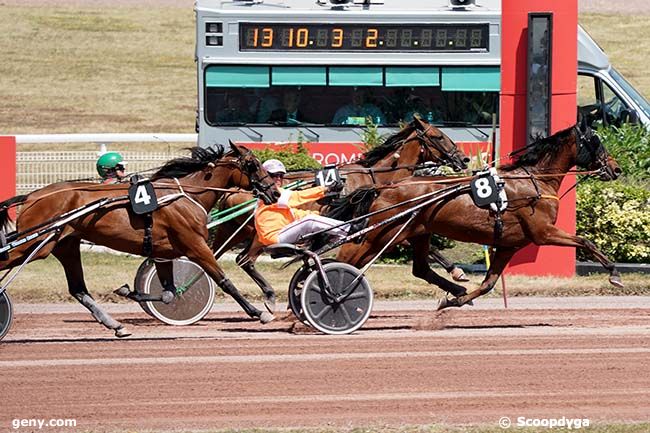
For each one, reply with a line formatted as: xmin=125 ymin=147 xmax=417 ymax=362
xmin=255 ymin=159 xmax=349 ymax=246
xmin=96 ymin=152 xmax=127 ymax=184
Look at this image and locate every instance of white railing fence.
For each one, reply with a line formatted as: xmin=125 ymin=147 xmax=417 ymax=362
xmin=14 ymin=134 xmax=197 ymax=194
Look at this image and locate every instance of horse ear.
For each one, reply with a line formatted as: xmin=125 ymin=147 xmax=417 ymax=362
xmin=229 ymin=140 xmax=241 ymax=156
xmin=412 ymin=116 xmax=426 ymax=130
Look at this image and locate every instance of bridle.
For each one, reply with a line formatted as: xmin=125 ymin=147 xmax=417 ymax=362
xmin=575 ymin=126 xmax=612 ymax=179
xmin=414 ymin=124 xmax=468 ymax=172
xmin=228 ymin=149 xmax=279 ymax=205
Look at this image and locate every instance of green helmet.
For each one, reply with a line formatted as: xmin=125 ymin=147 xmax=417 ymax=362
xmin=96 ymin=152 xmax=125 ymax=177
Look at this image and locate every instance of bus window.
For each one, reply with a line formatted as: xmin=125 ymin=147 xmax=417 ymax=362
xmin=204 ymin=66 xmax=499 ymax=127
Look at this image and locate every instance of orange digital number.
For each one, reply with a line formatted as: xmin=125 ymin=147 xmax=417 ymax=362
xmin=366 ymin=28 xmax=378 ymax=48
xmin=332 ymin=28 xmax=343 ymax=48
xmin=296 ymin=28 xmax=309 ymax=47
xmin=261 ymin=28 xmax=273 ymax=47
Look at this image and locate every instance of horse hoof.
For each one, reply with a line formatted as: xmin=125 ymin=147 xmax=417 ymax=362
xmin=437 ymin=297 xmax=461 ymax=310
xmin=264 ymin=296 xmax=276 ymax=314
xmin=609 ymin=275 xmax=625 ymax=288
xmin=161 ymin=290 xmax=175 ymax=304
xmin=259 ymin=311 xmax=275 ymax=324
xmin=450 ymin=267 xmax=470 ymax=282
xmin=113 ymin=284 xmax=131 ymax=297
xmin=115 ymin=327 xmax=132 ymax=338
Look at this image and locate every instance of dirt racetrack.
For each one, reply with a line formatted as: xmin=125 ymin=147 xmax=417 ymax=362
xmin=1 ymin=297 xmax=649 ymax=432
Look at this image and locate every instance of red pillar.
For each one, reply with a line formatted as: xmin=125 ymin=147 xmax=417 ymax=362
xmin=0 ymin=136 xmax=16 ymax=203
xmin=500 ymin=0 xmax=578 ymax=276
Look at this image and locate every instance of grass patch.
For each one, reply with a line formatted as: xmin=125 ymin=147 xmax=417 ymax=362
xmin=7 ymin=251 xmax=650 ymax=303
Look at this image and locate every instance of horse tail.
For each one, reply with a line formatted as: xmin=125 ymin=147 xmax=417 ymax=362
xmin=0 ymin=194 xmax=28 ymax=231
xmin=326 ymin=187 xmax=378 ymax=221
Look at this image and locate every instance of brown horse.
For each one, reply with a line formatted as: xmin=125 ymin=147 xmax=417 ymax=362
xmin=0 ymin=145 xmax=280 ymax=336
xmin=334 ymin=124 xmax=622 ymax=309
xmin=210 ymin=118 xmax=471 ymax=315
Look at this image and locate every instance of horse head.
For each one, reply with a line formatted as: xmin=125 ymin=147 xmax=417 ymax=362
xmin=575 ymin=124 xmax=621 ymax=181
xmin=411 ymin=117 xmax=469 ymax=172
xmin=228 ymin=141 xmax=281 ymax=204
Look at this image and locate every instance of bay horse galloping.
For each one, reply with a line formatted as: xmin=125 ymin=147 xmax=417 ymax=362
xmin=335 ymin=124 xmax=622 ymax=309
xmin=212 ymin=118 xmax=470 ymax=314
xmin=0 ymin=145 xmax=280 ymax=336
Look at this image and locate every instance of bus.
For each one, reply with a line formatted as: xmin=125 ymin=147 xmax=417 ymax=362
xmin=194 ymin=0 xmax=650 ymax=162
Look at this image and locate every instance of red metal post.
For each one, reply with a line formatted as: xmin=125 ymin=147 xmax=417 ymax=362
xmin=500 ymin=0 xmax=578 ymax=276
xmin=0 ymin=136 xmax=16 ymax=204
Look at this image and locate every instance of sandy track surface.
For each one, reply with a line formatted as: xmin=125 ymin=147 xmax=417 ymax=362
xmin=1 ymin=298 xmax=649 ymax=432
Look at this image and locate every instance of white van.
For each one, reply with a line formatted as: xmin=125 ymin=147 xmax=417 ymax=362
xmin=578 ymin=26 xmax=650 ymax=128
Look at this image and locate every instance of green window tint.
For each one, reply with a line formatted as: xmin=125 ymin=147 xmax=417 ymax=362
xmin=272 ymin=67 xmax=327 ymax=86
xmin=205 ymin=66 xmax=269 ymax=88
xmin=329 ymin=67 xmax=383 ymax=86
xmin=385 ymin=67 xmax=440 ymax=87
xmin=441 ymin=67 xmax=500 ymax=91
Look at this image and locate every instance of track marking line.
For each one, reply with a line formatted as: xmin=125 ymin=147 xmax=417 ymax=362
xmin=2 ymin=347 xmax=650 ymax=368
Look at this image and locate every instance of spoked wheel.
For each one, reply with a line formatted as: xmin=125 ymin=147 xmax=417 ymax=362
xmin=288 ymin=258 xmax=336 ymax=322
xmin=142 ymin=258 xmax=216 ymax=326
xmin=134 ymin=259 xmax=155 ymax=317
xmin=0 ymin=291 xmax=14 ymax=341
xmin=300 ymin=262 xmax=373 ymax=335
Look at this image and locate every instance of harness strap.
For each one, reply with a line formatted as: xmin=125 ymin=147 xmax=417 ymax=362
xmin=143 ymin=213 xmax=153 ymax=257
xmin=173 ymin=178 xmax=208 ymax=217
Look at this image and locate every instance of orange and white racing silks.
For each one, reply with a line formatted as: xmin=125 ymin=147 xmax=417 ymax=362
xmin=254 ymin=186 xmax=327 ymax=246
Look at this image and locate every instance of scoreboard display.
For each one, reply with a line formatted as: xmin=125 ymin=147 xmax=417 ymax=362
xmin=240 ymin=23 xmax=489 ymax=52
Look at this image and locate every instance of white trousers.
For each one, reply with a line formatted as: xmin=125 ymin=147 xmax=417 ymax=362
xmin=278 ymin=214 xmax=350 ymax=245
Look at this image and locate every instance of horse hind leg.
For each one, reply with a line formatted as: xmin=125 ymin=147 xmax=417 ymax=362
xmin=429 ymin=248 xmax=469 ymax=282
xmin=52 ymin=237 xmax=130 ymax=337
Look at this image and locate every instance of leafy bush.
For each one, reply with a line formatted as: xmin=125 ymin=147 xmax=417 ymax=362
xmin=252 ymin=142 xmax=321 ymax=171
xmin=577 ymin=179 xmax=650 ymax=263
xmin=597 ymin=123 xmax=650 ymax=180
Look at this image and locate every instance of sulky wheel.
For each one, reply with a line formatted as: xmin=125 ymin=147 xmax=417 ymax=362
xmin=0 ymin=291 xmax=14 ymax=341
xmin=300 ymin=262 xmax=373 ymax=335
xmin=134 ymin=258 xmax=155 ymax=317
xmin=142 ymin=258 xmax=215 ymax=326
xmin=287 ymin=258 xmax=336 ymax=322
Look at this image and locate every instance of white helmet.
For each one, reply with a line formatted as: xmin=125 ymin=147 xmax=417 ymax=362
xmin=263 ymin=159 xmax=287 ymax=174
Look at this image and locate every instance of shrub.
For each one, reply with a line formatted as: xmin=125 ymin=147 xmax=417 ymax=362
xmin=597 ymin=123 xmax=650 ymax=180
xmin=577 ymin=179 xmax=650 ymax=263
xmin=252 ymin=145 xmax=321 ymax=171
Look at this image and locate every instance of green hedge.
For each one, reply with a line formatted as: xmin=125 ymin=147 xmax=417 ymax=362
xmin=252 ymin=146 xmax=321 ymax=171
xmin=598 ymin=123 xmax=650 ymax=179
xmin=577 ymin=180 xmax=650 ymax=263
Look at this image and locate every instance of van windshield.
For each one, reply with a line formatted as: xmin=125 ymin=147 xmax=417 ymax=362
xmin=610 ymin=68 xmax=650 ymax=119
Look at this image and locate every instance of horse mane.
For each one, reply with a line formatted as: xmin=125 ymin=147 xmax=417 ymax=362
xmin=357 ymin=123 xmax=416 ymax=168
xmin=501 ymin=125 xmax=576 ymax=171
xmin=326 ymin=187 xmax=378 ymax=221
xmin=151 ymin=146 xmax=226 ymax=180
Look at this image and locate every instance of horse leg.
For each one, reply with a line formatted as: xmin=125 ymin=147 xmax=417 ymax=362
xmin=438 ymin=247 xmax=518 ymax=310
xmin=429 ymin=247 xmax=469 ymax=282
xmin=408 ymin=235 xmax=468 ymax=297
xmin=532 ymin=226 xmax=623 ymax=288
xmin=113 ymin=260 xmax=175 ymax=303
xmin=51 ymin=237 xmax=130 ymax=337
xmin=236 ymin=238 xmax=276 ymax=314
xmin=186 ymin=242 xmax=274 ymax=324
